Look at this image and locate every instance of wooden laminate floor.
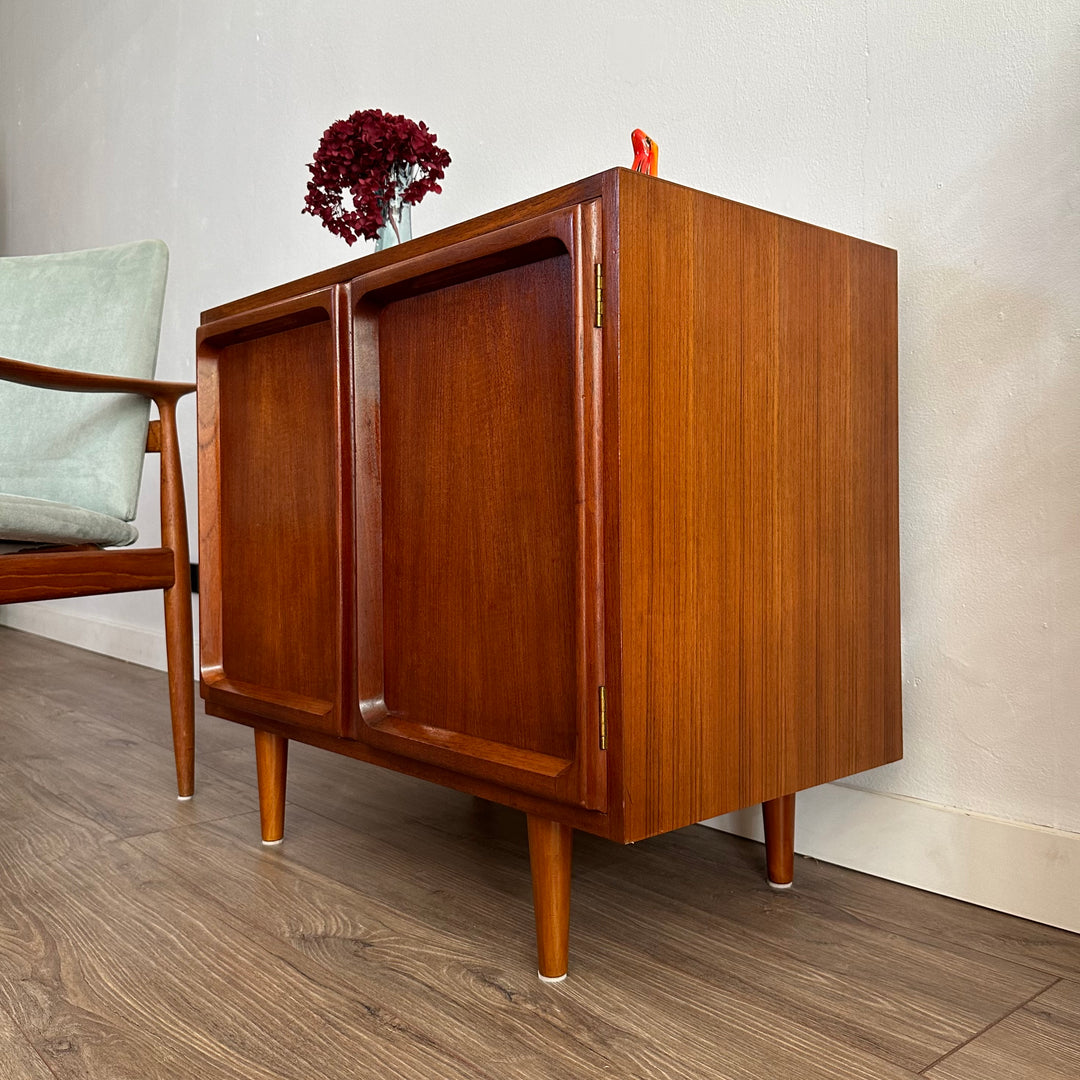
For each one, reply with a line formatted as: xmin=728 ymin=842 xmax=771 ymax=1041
xmin=1 ymin=626 xmax=1078 ymax=1079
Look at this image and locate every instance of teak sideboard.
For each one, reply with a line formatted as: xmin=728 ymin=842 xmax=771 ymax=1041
xmin=197 ymin=168 xmax=901 ymax=980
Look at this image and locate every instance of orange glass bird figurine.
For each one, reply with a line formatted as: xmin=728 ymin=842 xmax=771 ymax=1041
xmin=631 ymin=129 xmax=659 ymax=176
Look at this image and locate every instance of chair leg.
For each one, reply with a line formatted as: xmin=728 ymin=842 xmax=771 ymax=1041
xmin=255 ymin=730 xmax=288 ymax=844
xmin=157 ymin=395 xmax=195 ymax=799
xmin=762 ymin=793 xmax=796 ymax=888
xmin=527 ymin=815 xmax=573 ymax=981
xmin=162 ymin=570 xmax=194 ymax=799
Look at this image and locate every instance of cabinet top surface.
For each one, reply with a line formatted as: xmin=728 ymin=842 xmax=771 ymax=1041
xmin=200 ymin=166 xmax=895 ymax=324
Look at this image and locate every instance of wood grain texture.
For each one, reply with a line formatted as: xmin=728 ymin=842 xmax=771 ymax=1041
xmin=0 ymin=627 xmax=252 ymax=757
xmin=805 ymin=854 xmax=1080 ymax=982
xmin=198 ymin=169 xmax=900 ymax=841
xmin=201 ymin=173 xmax=610 ymax=324
xmin=157 ymin=393 xmax=195 ymax=797
xmin=0 ymin=818 xmax=498 ymax=1078
xmin=762 ymin=792 xmax=795 ymax=885
xmin=0 ymin=1006 xmax=56 ymax=1079
xmin=0 ymin=353 xmax=194 ymax=400
xmin=612 ymin=169 xmax=901 ymax=840
xmin=204 ymin=694 xmax=612 ymax=838
xmin=576 ymin=826 xmax=1057 ymax=1073
xmin=194 ymin=736 xmax=1071 ymax=1076
xmin=5 ymin=630 xmax=1080 ymax=1080
xmin=0 ymin=663 xmax=252 ymax=841
xmin=193 ymin=805 xmax=924 ymax=1080
xmin=925 ymin=979 xmax=1080 ymax=1079
xmin=216 ymin=317 xmax=338 ymax=711
xmin=197 ymin=171 xmax=901 ymax=971
xmin=349 ymin=204 xmax=606 ymax=809
xmin=527 ymin=816 xmax=573 ymax=979
xmin=254 ymin=730 xmax=287 ymax=842
xmin=132 ymin=820 xmax=620 ymax=1080
xmin=198 ymin=288 xmax=352 ymax=738
xmin=377 ymin=256 xmax=577 ymax=758
xmin=0 ymin=547 xmax=173 ymax=602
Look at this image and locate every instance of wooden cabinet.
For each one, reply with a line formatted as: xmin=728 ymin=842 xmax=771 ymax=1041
xmin=197 ymin=168 xmax=901 ymax=979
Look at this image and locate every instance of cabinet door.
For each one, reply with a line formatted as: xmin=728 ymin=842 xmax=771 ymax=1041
xmin=197 ymin=287 xmax=352 ymax=736
xmin=351 ymin=204 xmax=606 ymax=809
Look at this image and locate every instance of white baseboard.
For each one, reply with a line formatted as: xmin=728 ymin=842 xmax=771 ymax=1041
xmin=703 ymin=784 xmax=1080 ymax=934
xmin=0 ymin=602 xmax=198 ymax=675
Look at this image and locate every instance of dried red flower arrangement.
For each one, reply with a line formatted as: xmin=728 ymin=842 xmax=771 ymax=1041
xmin=302 ymin=108 xmax=451 ymax=246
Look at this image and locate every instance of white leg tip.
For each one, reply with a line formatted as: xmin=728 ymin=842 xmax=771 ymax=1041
xmin=538 ymin=971 xmax=567 ymax=983
xmin=177 ymin=795 xmax=193 ymax=802
xmin=262 ymin=838 xmax=284 ymax=847
xmin=767 ymin=879 xmax=793 ymax=890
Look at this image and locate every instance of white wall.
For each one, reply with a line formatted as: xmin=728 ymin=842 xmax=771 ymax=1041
xmin=2 ymin=1 xmax=1077 ymax=924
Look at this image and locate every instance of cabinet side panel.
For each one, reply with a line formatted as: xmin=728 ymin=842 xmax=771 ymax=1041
xmin=215 ymin=321 xmax=342 ymax=729
xmin=616 ymin=173 xmax=900 ymax=840
xmin=774 ymin=222 xmax=852 ymax=791
xmin=773 ymin=221 xmax=903 ymax=792
xmin=849 ymin=237 xmax=903 ymax=769
xmin=615 ymin=180 xmax=757 ymax=839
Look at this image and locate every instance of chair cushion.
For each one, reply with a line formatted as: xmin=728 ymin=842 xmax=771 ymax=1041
xmin=0 ymin=240 xmax=168 ymax=521
xmin=0 ymin=492 xmax=138 ymax=550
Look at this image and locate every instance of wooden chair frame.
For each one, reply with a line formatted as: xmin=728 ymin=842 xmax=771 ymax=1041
xmin=0 ymin=355 xmax=196 ymax=797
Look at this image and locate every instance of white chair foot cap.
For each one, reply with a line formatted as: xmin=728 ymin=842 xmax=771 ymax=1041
xmin=767 ymin=879 xmax=793 ymax=890
xmin=538 ymin=971 xmax=567 ymax=983
xmin=262 ymin=838 xmax=284 ymax=847
xmin=177 ymin=795 xmax=193 ymax=802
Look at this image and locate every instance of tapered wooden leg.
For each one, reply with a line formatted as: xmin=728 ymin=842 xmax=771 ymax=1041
xmin=158 ymin=396 xmax=195 ymax=800
xmin=162 ymin=581 xmax=194 ymax=799
xmin=254 ymin=731 xmax=288 ymax=844
xmin=762 ymin=792 xmax=796 ymax=888
xmin=527 ymin=815 xmax=573 ymax=981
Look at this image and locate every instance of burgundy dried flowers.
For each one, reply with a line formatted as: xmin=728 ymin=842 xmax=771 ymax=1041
xmin=302 ymin=108 xmax=451 ymax=245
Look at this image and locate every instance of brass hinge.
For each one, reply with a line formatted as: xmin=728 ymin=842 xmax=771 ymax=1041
xmin=599 ymin=685 xmax=607 ymax=750
xmin=594 ymin=263 xmax=604 ymax=328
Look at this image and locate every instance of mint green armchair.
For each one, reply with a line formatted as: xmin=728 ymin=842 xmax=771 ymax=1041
xmin=0 ymin=240 xmax=196 ymax=797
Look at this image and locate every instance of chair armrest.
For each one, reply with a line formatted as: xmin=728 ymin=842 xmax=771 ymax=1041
xmin=0 ymin=355 xmax=194 ymax=404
